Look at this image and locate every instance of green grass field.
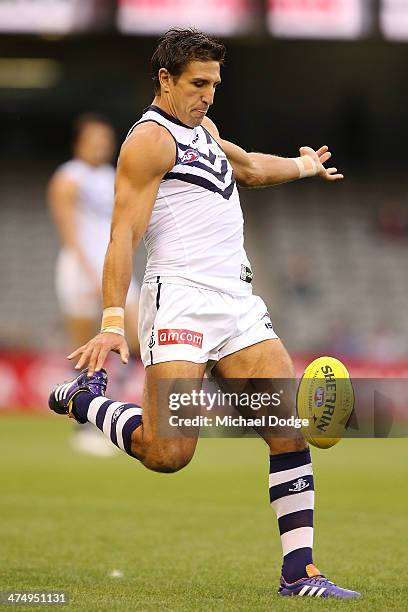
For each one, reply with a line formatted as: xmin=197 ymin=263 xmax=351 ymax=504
xmin=1 ymin=414 xmax=407 ymax=611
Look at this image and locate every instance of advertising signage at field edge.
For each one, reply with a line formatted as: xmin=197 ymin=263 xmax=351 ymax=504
xmin=0 ymin=0 xmax=109 ymax=34
xmin=117 ymin=0 xmax=255 ymax=35
xmin=267 ymin=0 xmax=367 ymax=39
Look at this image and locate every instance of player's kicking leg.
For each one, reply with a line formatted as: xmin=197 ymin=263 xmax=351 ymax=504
xmin=213 ymin=338 xmax=360 ymax=599
xmin=49 ymin=360 xmax=206 ymax=472
xmin=62 ymin=316 xmax=120 ymax=457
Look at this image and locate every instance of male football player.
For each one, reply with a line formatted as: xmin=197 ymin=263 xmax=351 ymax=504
xmin=49 ymin=29 xmax=359 ymax=598
xmin=48 ymin=114 xmax=140 ymax=455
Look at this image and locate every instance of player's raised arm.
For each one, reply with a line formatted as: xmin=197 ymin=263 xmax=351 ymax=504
xmin=202 ymin=117 xmax=343 ymax=187
xmin=68 ymin=123 xmax=175 ymax=374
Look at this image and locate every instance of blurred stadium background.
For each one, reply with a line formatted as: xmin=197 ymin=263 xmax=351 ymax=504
xmin=1 ymin=2 xmax=407 ymax=609
xmin=1 ymin=1 xmax=408 ymax=413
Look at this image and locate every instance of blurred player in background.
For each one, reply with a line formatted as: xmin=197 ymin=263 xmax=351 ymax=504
xmin=50 ymin=31 xmax=359 ymax=598
xmin=48 ymin=114 xmax=140 ymax=455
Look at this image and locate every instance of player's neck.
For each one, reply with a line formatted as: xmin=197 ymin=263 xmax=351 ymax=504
xmin=150 ymin=97 xmax=197 ymax=129
xmin=151 ymin=97 xmax=180 ymax=123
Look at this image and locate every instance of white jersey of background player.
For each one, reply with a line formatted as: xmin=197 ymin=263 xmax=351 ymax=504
xmin=55 ymin=157 xmax=115 ymax=304
xmin=47 ymin=114 xmax=140 ymax=456
xmin=47 ymin=113 xmax=139 ymax=353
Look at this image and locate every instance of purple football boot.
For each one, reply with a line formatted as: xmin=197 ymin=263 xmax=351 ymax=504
xmin=278 ymin=564 xmax=361 ymax=599
xmin=49 ymin=369 xmax=108 ymax=424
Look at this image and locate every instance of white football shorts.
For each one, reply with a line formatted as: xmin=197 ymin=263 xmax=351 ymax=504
xmin=139 ymin=280 xmax=278 ymax=367
xmin=56 ymin=249 xmax=139 ymax=318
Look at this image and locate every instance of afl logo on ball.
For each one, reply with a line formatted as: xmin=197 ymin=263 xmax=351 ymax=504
xmin=314 ymin=387 xmax=325 ymax=408
xmin=180 ymin=149 xmax=199 ymax=164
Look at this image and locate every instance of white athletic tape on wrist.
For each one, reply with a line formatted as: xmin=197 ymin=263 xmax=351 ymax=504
xmin=101 ymin=326 xmax=125 ymax=337
xmin=292 ymin=155 xmax=318 ymax=178
xmin=101 ymin=307 xmax=125 ymax=336
xmin=103 ymin=307 xmax=125 ymax=317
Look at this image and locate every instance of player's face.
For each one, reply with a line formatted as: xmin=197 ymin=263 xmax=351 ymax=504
xmin=167 ymin=60 xmax=221 ymax=128
xmin=75 ymin=123 xmax=116 ymax=166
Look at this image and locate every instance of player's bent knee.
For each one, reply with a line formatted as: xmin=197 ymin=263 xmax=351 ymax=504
xmin=141 ymin=444 xmax=195 ymax=474
xmin=141 ymin=454 xmax=192 ymax=474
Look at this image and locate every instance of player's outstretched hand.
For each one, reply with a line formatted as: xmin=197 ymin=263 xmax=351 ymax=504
xmin=67 ymin=332 xmax=129 ymax=376
xmin=299 ymin=145 xmax=344 ymax=181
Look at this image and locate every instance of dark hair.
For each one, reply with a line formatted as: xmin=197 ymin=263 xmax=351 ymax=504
xmin=72 ymin=112 xmax=112 ymax=144
xmin=151 ymin=28 xmax=226 ymax=94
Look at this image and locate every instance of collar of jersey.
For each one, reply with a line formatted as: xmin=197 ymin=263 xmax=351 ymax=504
xmin=145 ymin=105 xmax=194 ymax=130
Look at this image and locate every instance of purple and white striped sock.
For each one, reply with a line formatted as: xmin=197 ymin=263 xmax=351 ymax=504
xmin=269 ymin=448 xmax=314 ymax=583
xmin=73 ymin=393 xmax=142 ymax=457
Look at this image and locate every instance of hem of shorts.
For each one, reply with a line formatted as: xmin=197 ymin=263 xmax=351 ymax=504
xmin=142 ymin=275 xmax=252 ymax=297
xmin=218 ymin=334 xmax=279 ymax=361
xmin=144 ymin=356 xmax=208 ymax=368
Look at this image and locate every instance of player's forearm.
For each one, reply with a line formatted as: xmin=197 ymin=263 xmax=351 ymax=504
xmin=65 ymin=233 xmax=96 ymax=280
xmin=246 ymin=153 xmax=317 ymax=188
xmin=48 ymin=194 xmax=79 ymax=253
xmin=53 ymin=213 xmax=98 ymax=281
xmin=48 ymin=182 xmax=98 ymax=282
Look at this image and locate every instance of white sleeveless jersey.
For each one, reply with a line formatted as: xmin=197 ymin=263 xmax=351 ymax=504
xmin=55 ymin=159 xmax=115 ymax=270
xmin=128 ymin=105 xmax=253 ymax=295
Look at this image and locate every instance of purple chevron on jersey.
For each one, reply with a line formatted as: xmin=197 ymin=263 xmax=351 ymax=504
xmin=278 ymin=573 xmax=361 ymax=599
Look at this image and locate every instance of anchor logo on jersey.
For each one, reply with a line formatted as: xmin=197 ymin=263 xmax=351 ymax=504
xmin=180 ymin=149 xmax=200 ymax=164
